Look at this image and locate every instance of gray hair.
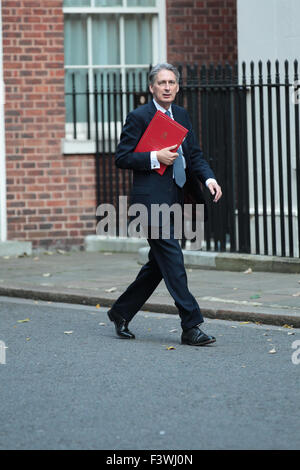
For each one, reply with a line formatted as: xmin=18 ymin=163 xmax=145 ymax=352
xmin=148 ymin=63 xmax=180 ymax=85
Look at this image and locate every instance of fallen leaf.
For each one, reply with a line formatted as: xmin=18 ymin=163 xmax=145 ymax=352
xmin=44 ymin=251 xmax=54 ymax=255
xmin=282 ymin=324 xmax=293 ymax=329
xmin=17 ymin=318 xmax=30 ymax=323
xmin=105 ymin=287 xmax=117 ymax=293
xmin=269 ymin=348 xmax=276 ymax=354
xmin=64 ymin=331 xmax=73 ymax=335
xmin=244 ymin=268 xmax=252 ymax=274
xmin=26 ymin=337 xmax=31 ymax=341
xmin=166 ymin=346 xmax=176 ymax=350
xmin=96 ymin=304 xmax=101 ymax=308
xmin=240 ymin=321 xmax=250 ymax=325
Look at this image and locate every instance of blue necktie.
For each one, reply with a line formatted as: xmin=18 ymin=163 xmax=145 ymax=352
xmin=165 ymin=110 xmax=186 ymax=188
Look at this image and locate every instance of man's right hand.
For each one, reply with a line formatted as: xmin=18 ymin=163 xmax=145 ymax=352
xmin=156 ymin=145 xmax=178 ymax=166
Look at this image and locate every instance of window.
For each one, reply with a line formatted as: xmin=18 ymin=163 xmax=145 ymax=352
xmin=63 ymin=0 xmax=166 ymax=150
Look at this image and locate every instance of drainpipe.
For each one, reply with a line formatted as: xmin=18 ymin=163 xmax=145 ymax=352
xmin=0 ymin=1 xmax=7 ymax=243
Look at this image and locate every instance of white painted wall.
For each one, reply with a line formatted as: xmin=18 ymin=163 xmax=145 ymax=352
xmin=237 ymin=0 xmax=300 ymax=65
xmin=237 ymin=0 xmax=300 ymax=257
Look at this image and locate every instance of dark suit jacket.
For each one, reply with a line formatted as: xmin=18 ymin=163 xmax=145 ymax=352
xmin=115 ymin=100 xmax=215 ymax=223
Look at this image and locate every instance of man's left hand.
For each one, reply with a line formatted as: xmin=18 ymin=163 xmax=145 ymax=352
xmin=207 ymin=181 xmax=222 ymax=203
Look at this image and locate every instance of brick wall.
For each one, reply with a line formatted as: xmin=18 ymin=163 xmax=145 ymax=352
xmin=3 ymin=0 xmax=97 ymax=249
xmin=166 ymin=0 xmax=237 ymax=66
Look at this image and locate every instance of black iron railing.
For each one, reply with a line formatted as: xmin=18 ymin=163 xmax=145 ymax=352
xmin=65 ymin=61 xmax=300 ymax=258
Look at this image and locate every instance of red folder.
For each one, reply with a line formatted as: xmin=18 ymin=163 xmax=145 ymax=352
xmin=134 ymin=110 xmax=188 ymax=175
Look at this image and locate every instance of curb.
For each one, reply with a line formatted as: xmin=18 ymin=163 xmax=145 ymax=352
xmin=138 ymin=247 xmax=300 ymax=273
xmin=0 ymin=286 xmax=299 ymax=328
xmin=0 ymin=241 xmax=32 ymax=257
xmin=85 ymin=235 xmax=147 ymax=253
xmin=84 ymin=236 xmax=300 ymax=273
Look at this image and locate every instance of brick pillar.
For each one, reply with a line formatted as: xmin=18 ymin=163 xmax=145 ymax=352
xmin=2 ymin=0 xmax=96 ymax=249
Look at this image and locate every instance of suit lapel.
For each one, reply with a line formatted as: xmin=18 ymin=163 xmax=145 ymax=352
xmin=171 ymin=104 xmax=186 ymax=127
xmin=145 ymin=100 xmax=157 ymax=125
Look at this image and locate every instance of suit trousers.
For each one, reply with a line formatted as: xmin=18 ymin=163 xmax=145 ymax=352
xmin=111 ymin=222 xmax=204 ymax=331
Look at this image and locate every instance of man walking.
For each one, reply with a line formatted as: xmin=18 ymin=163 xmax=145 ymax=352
xmin=107 ymin=63 xmax=222 ymax=346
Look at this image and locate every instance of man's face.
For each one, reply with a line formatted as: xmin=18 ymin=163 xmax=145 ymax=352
xmin=149 ymin=69 xmax=179 ymax=110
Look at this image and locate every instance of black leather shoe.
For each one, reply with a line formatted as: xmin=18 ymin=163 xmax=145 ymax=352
xmin=107 ymin=308 xmax=135 ymax=339
xmin=181 ymin=325 xmax=216 ymax=346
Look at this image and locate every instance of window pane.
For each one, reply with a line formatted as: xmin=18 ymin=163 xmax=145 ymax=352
xmin=92 ymin=16 xmax=120 ymax=65
xmin=64 ymin=0 xmax=91 ymax=6
xmin=125 ymin=14 xmax=152 ymax=64
xmin=96 ymin=69 xmax=123 ymax=125
xmin=127 ymin=0 xmax=156 ymax=6
xmin=94 ymin=0 xmax=122 ymax=5
xmin=126 ymin=68 xmax=149 ymax=91
xmin=64 ymin=15 xmax=88 ymax=66
xmin=65 ymin=70 xmax=88 ymax=124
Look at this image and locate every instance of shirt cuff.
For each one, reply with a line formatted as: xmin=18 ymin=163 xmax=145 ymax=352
xmin=205 ymin=178 xmax=217 ymax=187
xmin=150 ymin=151 xmax=160 ymax=169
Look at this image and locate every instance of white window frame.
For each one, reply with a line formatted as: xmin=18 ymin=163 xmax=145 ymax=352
xmin=63 ymin=0 xmax=166 ymax=154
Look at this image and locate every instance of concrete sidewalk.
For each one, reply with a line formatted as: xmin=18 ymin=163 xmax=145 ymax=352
xmin=0 ymin=250 xmax=300 ymax=327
